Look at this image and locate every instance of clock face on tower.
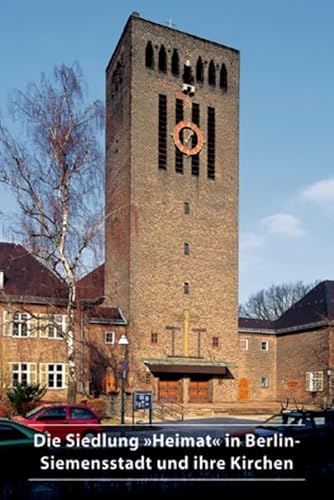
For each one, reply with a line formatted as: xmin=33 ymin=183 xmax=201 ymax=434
xmin=173 ymin=120 xmax=204 ymax=156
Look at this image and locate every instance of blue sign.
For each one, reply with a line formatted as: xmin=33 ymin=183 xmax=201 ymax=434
xmin=133 ymin=391 xmax=153 ymax=410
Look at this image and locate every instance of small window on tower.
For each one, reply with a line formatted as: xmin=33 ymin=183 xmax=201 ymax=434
xmin=196 ymin=57 xmax=204 ymax=83
xmin=184 ymin=243 xmax=190 ymax=255
xmin=171 ymin=49 xmax=179 ymax=75
xmin=220 ymin=64 xmax=228 ymax=91
xmin=212 ymin=337 xmax=219 ymax=348
xmin=183 ymin=282 xmax=190 ymax=294
xmin=183 ymin=62 xmax=194 ymax=84
xmin=145 ymin=41 xmax=154 ymax=69
xmin=208 ymin=60 xmax=216 ymax=86
xmin=184 ymin=202 xmax=190 ymax=214
xmin=159 ymin=45 xmax=167 ymax=72
xmin=151 ymin=332 xmax=158 ymax=344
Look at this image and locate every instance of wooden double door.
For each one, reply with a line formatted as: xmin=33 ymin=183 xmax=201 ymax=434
xmin=189 ymin=379 xmax=209 ymax=403
xmin=159 ymin=377 xmax=210 ymax=403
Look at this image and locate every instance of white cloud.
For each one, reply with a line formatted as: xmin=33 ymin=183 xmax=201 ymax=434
xmin=261 ymin=213 xmax=306 ymax=238
xmin=300 ymin=177 xmax=334 ymax=206
xmin=240 ymin=232 xmax=264 ymax=249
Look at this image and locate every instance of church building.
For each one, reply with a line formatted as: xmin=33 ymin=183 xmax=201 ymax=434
xmin=103 ymin=13 xmax=240 ymax=404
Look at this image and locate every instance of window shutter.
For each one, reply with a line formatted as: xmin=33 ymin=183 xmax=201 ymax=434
xmin=28 ymin=314 xmax=38 ymax=338
xmin=2 ymin=311 xmax=13 ymax=336
xmin=30 ymin=363 xmax=37 ymax=384
xmin=39 ymin=363 xmax=48 ymax=386
xmin=39 ymin=314 xmax=49 ymax=338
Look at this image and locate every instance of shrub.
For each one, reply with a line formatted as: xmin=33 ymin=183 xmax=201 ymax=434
xmin=6 ymin=383 xmax=47 ymax=415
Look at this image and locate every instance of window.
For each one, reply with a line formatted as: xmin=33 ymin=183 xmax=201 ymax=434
xmin=37 ymin=407 xmax=66 ymax=421
xmin=183 ymin=282 xmax=190 ymax=294
xmin=158 ymin=94 xmax=167 ymax=169
xmin=183 ymin=62 xmax=194 ymax=84
xmin=12 ymin=312 xmax=29 ymax=337
xmin=70 ymin=407 xmax=96 ymax=420
xmin=10 ymin=362 xmax=37 ymax=386
xmin=184 ymin=243 xmax=190 ymax=255
xmin=0 ymin=425 xmax=28 ymax=441
xmin=171 ymin=49 xmax=179 ymax=75
xmin=158 ymin=45 xmax=167 ymax=72
xmin=145 ymin=41 xmax=154 ymax=69
xmin=208 ymin=60 xmax=216 ymax=86
xmin=220 ymin=63 xmax=228 ymax=91
xmin=260 ymin=376 xmax=269 ymax=388
xmin=212 ymin=337 xmax=219 ymax=348
xmin=175 ymin=98 xmax=184 ymax=173
xmin=151 ymin=332 xmax=158 ymax=344
xmin=40 ymin=363 xmax=67 ymax=389
xmin=306 ymin=371 xmax=324 ymax=392
xmin=184 ymin=202 xmax=190 ymax=214
xmin=239 ymin=339 xmax=248 ymax=351
xmin=47 ymin=314 xmax=64 ymax=339
xmin=207 ymin=107 xmax=215 ymax=179
xmin=145 ymin=372 xmax=151 ymax=384
xmin=196 ymin=57 xmax=204 ymax=82
xmin=191 ymin=103 xmax=200 ymax=176
xmin=260 ymin=340 xmax=269 ymax=351
xmin=105 ymin=331 xmax=115 ymax=344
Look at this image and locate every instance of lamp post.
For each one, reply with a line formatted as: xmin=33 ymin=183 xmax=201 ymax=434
xmin=118 ymin=334 xmax=129 ymax=425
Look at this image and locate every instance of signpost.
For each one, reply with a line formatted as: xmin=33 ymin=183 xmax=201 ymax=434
xmin=132 ymin=391 xmax=153 ymax=424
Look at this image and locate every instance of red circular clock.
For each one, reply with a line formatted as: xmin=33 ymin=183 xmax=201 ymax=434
xmin=173 ymin=121 xmax=204 ymax=156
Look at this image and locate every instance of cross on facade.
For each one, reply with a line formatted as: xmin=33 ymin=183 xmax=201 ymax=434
xmin=192 ymin=327 xmax=207 ymax=357
xmin=165 ymin=325 xmax=181 ymax=356
xmin=175 ymin=309 xmax=202 ymax=356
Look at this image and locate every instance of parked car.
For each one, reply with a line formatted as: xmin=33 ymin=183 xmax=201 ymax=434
xmin=0 ymin=418 xmax=44 ymax=448
xmin=13 ymin=403 xmax=101 ymax=440
xmin=233 ymin=409 xmax=334 ymax=454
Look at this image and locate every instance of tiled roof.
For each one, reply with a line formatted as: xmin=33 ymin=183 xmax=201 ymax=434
xmin=0 ymin=242 xmax=67 ymax=300
xmin=77 ymin=264 xmax=104 ymax=301
xmin=86 ymin=306 xmax=127 ymax=325
xmin=239 ymin=280 xmax=334 ymax=334
xmin=275 ymin=280 xmax=334 ymax=329
xmin=239 ymin=317 xmax=276 ymax=330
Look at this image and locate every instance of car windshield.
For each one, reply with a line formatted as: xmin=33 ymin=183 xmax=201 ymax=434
xmin=25 ymin=406 xmax=45 ymax=419
xmin=261 ymin=414 xmax=304 ymax=427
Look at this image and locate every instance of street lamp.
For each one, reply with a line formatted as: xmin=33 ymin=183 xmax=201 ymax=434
xmin=118 ymin=334 xmax=129 ymax=425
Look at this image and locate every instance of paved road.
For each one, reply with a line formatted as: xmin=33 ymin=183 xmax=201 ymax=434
xmin=103 ymin=416 xmax=265 ymax=440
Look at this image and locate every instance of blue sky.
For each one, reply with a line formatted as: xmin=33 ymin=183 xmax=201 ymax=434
xmin=0 ymin=0 xmax=334 ymax=303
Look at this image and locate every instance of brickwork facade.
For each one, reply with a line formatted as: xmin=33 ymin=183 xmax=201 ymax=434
xmin=237 ymin=332 xmax=277 ymax=401
xmin=105 ymin=14 xmax=240 ymax=403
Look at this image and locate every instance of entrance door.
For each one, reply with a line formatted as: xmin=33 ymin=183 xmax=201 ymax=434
xmin=189 ymin=380 xmax=209 ymax=403
xmin=238 ymin=377 xmax=249 ymax=401
xmin=159 ymin=380 xmax=178 ymax=401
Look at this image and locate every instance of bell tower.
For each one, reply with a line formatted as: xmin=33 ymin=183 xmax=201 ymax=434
xmin=105 ymin=13 xmax=239 ymax=403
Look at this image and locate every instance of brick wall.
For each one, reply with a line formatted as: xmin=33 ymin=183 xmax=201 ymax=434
xmin=276 ymin=328 xmax=329 ymax=404
xmin=105 ymin=15 xmax=240 ymax=402
xmin=238 ymin=333 xmax=277 ymax=401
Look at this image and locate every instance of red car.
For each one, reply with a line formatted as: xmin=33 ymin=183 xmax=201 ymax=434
xmin=13 ymin=403 xmax=101 ymax=440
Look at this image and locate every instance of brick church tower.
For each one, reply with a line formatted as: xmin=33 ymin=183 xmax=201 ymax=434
xmin=105 ymin=13 xmax=239 ymax=403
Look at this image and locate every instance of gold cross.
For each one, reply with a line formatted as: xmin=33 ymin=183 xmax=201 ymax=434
xmin=175 ymin=309 xmax=200 ymax=356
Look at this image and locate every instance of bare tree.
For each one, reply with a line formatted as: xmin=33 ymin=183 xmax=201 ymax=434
xmin=240 ymin=281 xmax=318 ymax=320
xmin=0 ymin=63 xmax=104 ymax=402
